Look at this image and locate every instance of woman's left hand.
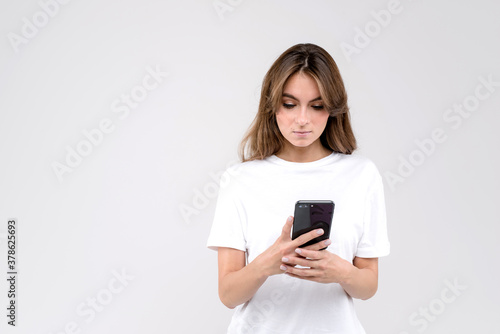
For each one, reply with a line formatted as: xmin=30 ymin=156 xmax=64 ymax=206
xmin=280 ymin=244 xmax=353 ymax=284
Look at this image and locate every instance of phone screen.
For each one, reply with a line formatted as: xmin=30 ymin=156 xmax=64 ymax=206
xmin=292 ymin=200 xmax=334 ymax=248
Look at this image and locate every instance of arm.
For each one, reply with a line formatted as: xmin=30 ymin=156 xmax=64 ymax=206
xmin=217 ymin=248 xmax=267 ymax=309
xmin=217 ymin=216 xmax=328 ymax=309
xmin=340 ymin=257 xmax=378 ymax=300
xmin=281 ymin=251 xmax=379 ymax=300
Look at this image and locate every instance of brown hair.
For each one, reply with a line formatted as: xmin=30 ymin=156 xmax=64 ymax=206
xmin=239 ymin=43 xmax=356 ymax=162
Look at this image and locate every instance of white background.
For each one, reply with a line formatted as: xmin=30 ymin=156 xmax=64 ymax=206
xmin=1 ymin=0 xmax=499 ymax=333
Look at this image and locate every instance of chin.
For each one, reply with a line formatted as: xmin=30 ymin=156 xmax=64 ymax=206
xmin=290 ymin=141 xmax=314 ymax=148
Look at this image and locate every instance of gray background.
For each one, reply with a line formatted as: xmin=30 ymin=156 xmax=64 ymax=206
xmin=1 ymin=0 xmax=499 ymax=333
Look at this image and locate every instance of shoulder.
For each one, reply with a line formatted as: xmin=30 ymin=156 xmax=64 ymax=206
xmin=217 ymin=158 xmax=270 ymax=189
xmin=336 ymin=152 xmax=380 ymax=175
xmin=224 ymin=156 xmax=280 ymax=176
xmin=222 ymin=158 xmax=266 ymax=178
xmin=334 ymin=153 xmax=383 ymax=191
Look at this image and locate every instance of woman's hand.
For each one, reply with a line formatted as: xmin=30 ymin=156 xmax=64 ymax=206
xmin=217 ymin=215 xmax=328 ymax=309
xmin=280 ymin=249 xmax=379 ymax=300
xmin=252 ymin=216 xmax=327 ymax=277
xmin=280 ymin=247 xmax=353 ymax=283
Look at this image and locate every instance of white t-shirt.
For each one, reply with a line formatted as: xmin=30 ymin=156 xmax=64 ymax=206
xmin=207 ymin=152 xmax=390 ymax=334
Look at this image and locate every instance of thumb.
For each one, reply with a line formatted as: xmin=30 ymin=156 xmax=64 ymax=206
xmin=281 ymin=216 xmax=294 ymax=240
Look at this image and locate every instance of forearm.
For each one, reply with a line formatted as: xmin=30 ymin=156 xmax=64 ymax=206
xmin=219 ymin=260 xmax=268 ymax=309
xmin=339 ymin=264 xmax=378 ymax=300
xmin=218 ymin=216 xmax=325 ymax=308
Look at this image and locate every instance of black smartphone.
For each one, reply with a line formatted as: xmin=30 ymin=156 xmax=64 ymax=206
xmin=292 ymin=200 xmax=334 ymax=249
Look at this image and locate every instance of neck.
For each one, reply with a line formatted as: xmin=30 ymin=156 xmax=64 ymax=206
xmin=276 ymin=143 xmax=332 ymax=163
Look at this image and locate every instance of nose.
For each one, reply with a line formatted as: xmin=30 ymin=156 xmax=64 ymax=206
xmin=295 ymin=106 xmax=309 ymax=126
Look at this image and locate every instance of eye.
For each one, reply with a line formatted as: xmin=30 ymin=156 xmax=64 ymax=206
xmin=282 ymin=103 xmax=295 ymax=109
xmin=312 ymin=105 xmax=324 ymax=110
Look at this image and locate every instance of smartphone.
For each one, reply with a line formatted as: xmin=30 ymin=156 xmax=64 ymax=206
xmin=292 ymin=200 xmax=334 ymax=249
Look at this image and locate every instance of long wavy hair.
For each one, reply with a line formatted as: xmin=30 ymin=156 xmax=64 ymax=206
xmin=239 ymin=43 xmax=356 ymax=162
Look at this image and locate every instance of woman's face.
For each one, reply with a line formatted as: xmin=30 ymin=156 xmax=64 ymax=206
xmin=275 ymin=72 xmax=330 ymax=156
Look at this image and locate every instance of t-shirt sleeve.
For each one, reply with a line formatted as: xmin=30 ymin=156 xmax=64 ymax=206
xmin=206 ymin=170 xmax=246 ymax=252
xmin=356 ymin=168 xmax=390 ymax=258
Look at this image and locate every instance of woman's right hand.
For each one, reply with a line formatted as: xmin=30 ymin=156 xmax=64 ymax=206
xmin=217 ymin=216 xmax=330 ymax=308
xmin=253 ymin=216 xmax=329 ymax=277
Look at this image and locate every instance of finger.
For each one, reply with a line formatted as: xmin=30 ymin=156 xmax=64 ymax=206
xmin=281 ymin=216 xmax=294 ymax=240
xmin=292 ymin=228 xmax=324 ymax=248
xmin=302 ymin=239 xmax=331 ymax=251
xmin=294 ymin=247 xmax=324 ymax=260
xmin=282 ymin=255 xmax=315 ymax=268
xmin=281 ymin=265 xmax=320 ymax=278
xmin=285 ymin=272 xmax=321 ymax=282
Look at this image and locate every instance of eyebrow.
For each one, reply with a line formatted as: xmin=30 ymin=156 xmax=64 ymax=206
xmin=282 ymin=93 xmax=322 ymax=103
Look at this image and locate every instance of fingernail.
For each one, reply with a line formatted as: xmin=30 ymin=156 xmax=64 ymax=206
xmin=324 ymin=239 xmax=331 ymax=246
xmin=282 ymin=257 xmax=289 ymax=262
xmin=287 ymin=216 xmax=292 ymax=222
xmin=295 ymin=248 xmax=302 ymax=254
xmin=280 ymin=265 xmax=287 ymax=271
xmin=316 ymin=229 xmax=324 ymax=235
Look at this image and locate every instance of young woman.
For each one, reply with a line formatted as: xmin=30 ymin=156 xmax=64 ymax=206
xmin=207 ymin=43 xmax=390 ymax=333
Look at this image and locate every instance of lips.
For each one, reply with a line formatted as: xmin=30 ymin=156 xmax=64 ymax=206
xmin=293 ymin=131 xmax=311 ymax=137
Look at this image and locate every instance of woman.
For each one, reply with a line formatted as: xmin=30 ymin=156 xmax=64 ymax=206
xmin=207 ymin=43 xmax=390 ymax=333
